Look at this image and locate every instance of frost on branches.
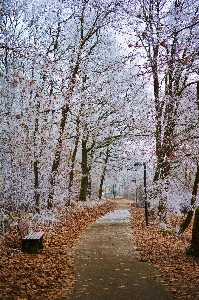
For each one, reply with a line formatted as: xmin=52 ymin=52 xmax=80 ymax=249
xmin=0 ymin=0 xmax=199 ymax=227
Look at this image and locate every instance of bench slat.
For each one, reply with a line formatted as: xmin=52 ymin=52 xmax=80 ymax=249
xmin=24 ymin=231 xmax=44 ymax=240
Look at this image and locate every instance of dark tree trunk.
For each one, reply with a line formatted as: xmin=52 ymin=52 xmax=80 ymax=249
xmin=67 ymin=136 xmax=79 ymax=205
xmin=33 ymin=101 xmax=40 ymax=213
xmin=186 ymin=84 xmax=199 ymax=256
xmin=180 ymin=83 xmax=199 ymax=232
xmin=67 ymin=119 xmax=81 ymax=206
xmin=87 ymin=149 xmax=95 ymax=199
xmin=79 ymin=139 xmax=88 ymax=202
xmin=190 ymin=206 xmax=199 ymax=257
xmin=98 ymin=148 xmax=109 ymax=199
xmin=180 ymin=163 xmax=199 ymax=233
xmin=98 ymin=172 xmax=105 ymax=200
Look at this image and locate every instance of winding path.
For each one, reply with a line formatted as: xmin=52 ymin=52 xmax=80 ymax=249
xmin=67 ymin=199 xmax=174 ymax=300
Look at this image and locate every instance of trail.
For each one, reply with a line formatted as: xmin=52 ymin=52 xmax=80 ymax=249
xmin=67 ymin=199 xmax=174 ymax=300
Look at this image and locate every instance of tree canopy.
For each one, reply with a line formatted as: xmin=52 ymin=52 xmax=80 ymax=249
xmin=0 ymin=0 xmax=198 ymax=222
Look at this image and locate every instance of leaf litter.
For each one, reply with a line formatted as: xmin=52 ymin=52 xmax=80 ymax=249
xmin=131 ymin=206 xmax=199 ymax=300
xmin=0 ymin=200 xmax=116 ymax=300
xmin=1 ymin=201 xmax=199 ymax=300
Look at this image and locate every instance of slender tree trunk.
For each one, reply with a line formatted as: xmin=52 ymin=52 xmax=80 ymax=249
xmin=34 ymin=161 xmax=40 ymax=213
xmin=152 ymin=45 xmax=164 ymax=182
xmin=152 ymin=19 xmax=178 ymax=182
xmin=33 ymin=101 xmax=40 ymax=213
xmin=67 ymin=121 xmax=80 ymax=206
xmin=87 ymin=165 xmax=92 ymax=199
xmin=67 ymin=101 xmax=85 ymax=205
xmin=48 ymin=105 xmax=70 ymax=208
xmin=98 ymin=148 xmax=109 ymax=199
xmin=67 ymin=136 xmax=80 ymax=203
xmin=152 ymin=45 xmax=177 ymax=218
xmin=87 ymin=166 xmax=92 ymax=199
xmin=87 ymin=149 xmax=95 ymax=199
xmin=79 ymin=139 xmax=88 ymax=202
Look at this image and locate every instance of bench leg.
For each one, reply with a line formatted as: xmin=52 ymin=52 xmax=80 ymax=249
xmin=21 ymin=240 xmax=39 ymax=254
xmin=21 ymin=239 xmax=28 ymax=252
xmin=38 ymin=237 xmax=44 ymax=249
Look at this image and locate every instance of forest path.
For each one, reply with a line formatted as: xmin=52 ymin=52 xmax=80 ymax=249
xmin=67 ymin=198 xmax=174 ymax=300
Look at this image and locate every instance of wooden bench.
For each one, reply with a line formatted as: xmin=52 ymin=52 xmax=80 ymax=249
xmin=18 ymin=221 xmax=45 ymax=254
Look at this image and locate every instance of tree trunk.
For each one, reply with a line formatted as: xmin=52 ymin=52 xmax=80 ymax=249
xmin=79 ymin=139 xmax=88 ymax=202
xmin=187 ymin=82 xmax=199 ymax=256
xmin=87 ymin=149 xmax=95 ymax=199
xmin=48 ymin=105 xmax=69 ymax=208
xmin=180 ymin=82 xmax=199 ymax=232
xmin=180 ymin=162 xmax=199 ymax=233
xmin=33 ymin=101 xmax=40 ymax=213
xmin=98 ymin=148 xmax=109 ymax=199
xmin=67 ymin=119 xmax=81 ymax=206
xmin=34 ymin=160 xmax=40 ymax=213
xmin=87 ymin=164 xmax=92 ymax=200
xmin=47 ymin=43 xmax=83 ymax=207
xmin=190 ymin=206 xmax=199 ymax=257
xmin=67 ymin=136 xmax=79 ymax=205
xmin=98 ymin=171 xmax=105 ymax=200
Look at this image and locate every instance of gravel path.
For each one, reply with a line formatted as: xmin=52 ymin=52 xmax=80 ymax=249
xmin=67 ymin=199 xmax=175 ymax=300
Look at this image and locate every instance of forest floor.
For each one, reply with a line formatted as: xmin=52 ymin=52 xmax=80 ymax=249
xmin=0 ymin=199 xmax=199 ymax=300
xmin=131 ymin=205 xmax=199 ymax=300
xmin=0 ymin=200 xmax=116 ymax=300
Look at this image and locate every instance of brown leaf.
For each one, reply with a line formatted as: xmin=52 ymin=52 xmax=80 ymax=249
xmin=142 ymin=31 xmax=147 ymax=39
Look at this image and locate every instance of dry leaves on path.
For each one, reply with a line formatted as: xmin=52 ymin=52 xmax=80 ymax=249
xmin=131 ymin=207 xmax=199 ymax=300
xmin=0 ymin=200 xmax=116 ymax=300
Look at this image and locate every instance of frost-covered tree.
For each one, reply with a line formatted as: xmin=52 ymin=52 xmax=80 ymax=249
xmin=1 ymin=0 xmax=141 ymax=213
xmin=125 ymin=0 xmax=199 ymax=179
xmin=122 ymin=0 xmax=199 ymax=218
